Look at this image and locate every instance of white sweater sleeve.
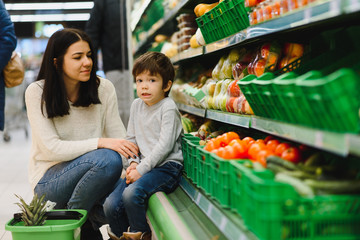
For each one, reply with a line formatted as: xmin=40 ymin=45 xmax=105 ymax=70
xmin=25 ymin=82 xmax=99 ymax=162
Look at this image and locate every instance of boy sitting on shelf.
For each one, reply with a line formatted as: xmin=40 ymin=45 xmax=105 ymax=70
xmin=104 ymin=51 xmax=184 ymax=240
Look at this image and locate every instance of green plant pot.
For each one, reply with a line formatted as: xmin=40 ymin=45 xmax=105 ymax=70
xmin=5 ymin=209 xmax=87 ymax=240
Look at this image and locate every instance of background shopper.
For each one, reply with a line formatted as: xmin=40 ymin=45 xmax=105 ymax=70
xmin=86 ymin=0 xmax=133 ymax=127
xmin=0 ymin=0 xmax=17 ymax=131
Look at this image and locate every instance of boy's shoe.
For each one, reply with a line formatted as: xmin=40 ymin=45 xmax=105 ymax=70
xmin=123 ymin=231 xmax=151 ymax=240
xmin=107 ymin=225 xmax=125 ymax=240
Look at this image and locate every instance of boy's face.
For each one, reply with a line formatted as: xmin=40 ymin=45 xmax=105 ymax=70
xmin=135 ymin=71 xmax=172 ymax=106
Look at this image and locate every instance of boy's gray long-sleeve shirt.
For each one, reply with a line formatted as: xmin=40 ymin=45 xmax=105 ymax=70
xmin=125 ymin=97 xmax=183 ymax=176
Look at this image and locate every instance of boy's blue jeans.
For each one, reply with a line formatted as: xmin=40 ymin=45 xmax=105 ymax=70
xmin=103 ymin=161 xmax=183 ymax=236
xmin=34 ymin=149 xmax=122 ymax=221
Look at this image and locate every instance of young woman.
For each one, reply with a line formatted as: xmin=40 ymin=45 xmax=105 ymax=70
xmin=25 ymin=28 xmax=138 ymax=240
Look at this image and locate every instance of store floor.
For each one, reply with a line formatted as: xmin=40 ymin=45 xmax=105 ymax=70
xmin=0 ymin=123 xmax=109 ymax=240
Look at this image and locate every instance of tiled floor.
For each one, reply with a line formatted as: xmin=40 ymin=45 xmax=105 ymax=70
xmin=0 ymin=122 xmax=32 ymax=240
xmin=0 ymin=122 xmax=108 ymax=239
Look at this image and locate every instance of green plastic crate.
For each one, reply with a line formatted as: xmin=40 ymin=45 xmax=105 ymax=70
xmin=241 ymin=171 xmax=360 ymax=240
xmin=229 ymin=161 xmax=273 ymax=217
xmin=196 ymin=0 xmax=249 ymax=44
xmin=296 ymin=68 xmax=360 ymax=132
xmin=5 ymin=209 xmax=87 ymax=240
xmin=196 ymin=147 xmax=214 ymax=196
xmin=181 ymin=135 xmax=201 ymax=181
xmin=209 ymin=154 xmax=236 ymax=208
xmin=251 ymin=72 xmax=279 ymax=119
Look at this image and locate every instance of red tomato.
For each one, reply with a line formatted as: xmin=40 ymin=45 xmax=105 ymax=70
xmin=204 ymin=139 xmax=218 ymax=151
xmin=264 ymin=135 xmax=275 ymax=143
xmin=256 ymin=149 xmax=273 ymax=167
xmin=216 ymin=146 xmax=237 ymax=159
xmin=242 ymin=137 xmax=255 ymax=148
xmin=274 ymin=142 xmax=291 ymax=156
xmin=229 ymin=139 xmax=248 ymax=159
xmin=248 ymin=142 xmax=266 ymax=160
xmin=281 ymin=147 xmax=301 ymax=163
xmin=266 ymin=139 xmax=280 ymax=152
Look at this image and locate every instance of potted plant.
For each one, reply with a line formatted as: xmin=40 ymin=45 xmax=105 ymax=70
xmin=5 ymin=194 xmax=87 ymax=240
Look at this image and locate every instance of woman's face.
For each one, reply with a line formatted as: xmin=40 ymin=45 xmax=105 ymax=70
xmin=62 ymin=40 xmax=92 ymax=85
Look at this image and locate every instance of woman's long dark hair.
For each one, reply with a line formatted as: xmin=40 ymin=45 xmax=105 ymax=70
xmin=37 ymin=28 xmax=100 ymax=118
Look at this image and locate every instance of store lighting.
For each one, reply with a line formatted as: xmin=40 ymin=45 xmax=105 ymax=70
xmin=10 ymin=13 xmax=90 ymax=22
xmin=5 ymin=2 xmax=94 ymax=11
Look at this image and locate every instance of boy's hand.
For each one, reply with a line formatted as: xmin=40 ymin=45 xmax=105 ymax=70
xmin=126 ymin=162 xmax=138 ymax=175
xmin=126 ymin=168 xmax=142 ymax=184
xmin=98 ymin=138 xmax=139 ymax=159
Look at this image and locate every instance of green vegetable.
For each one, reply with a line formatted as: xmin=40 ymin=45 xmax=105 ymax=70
xmin=275 ymin=172 xmax=315 ymax=197
xmin=266 ymin=155 xmax=299 ymax=171
xmin=304 ymin=179 xmax=360 ymax=194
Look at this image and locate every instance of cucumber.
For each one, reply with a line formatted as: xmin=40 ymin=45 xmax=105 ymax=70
xmin=275 ymin=172 xmax=315 ymax=197
xmin=304 ymin=179 xmax=360 ymax=194
xmin=267 ymin=163 xmax=317 ymax=179
xmin=303 ymin=152 xmax=322 ymax=167
xmin=266 ymin=155 xmax=299 ymax=171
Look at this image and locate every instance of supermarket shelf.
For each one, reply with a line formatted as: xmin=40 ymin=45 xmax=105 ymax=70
xmin=178 ymin=103 xmax=360 ymax=157
xmin=177 ymin=103 xmax=206 ymax=117
xmin=348 ymin=134 xmax=360 ymax=157
xmin=171 ymin=46 xmax=204 ymax=63
xmin=130 ymin=0 xmax=152 ymax=31
xmin=251 ymin=116 xmax=349 ymax=156
xmin=168 ymin=0 xmax=359 ymax=57
xmin=177 ymin=103 xmax=251 ymax=127
xmin=180 ymin=177 xmax=258 ymax=240
xmin=133 ymin=0 xmax=189 ymax=52
xmin=134 ymin=0 xmax=358 ymax=56
xmin=245 ymin=0 xmax=344 ymax=39
xmin=207 ymin=109 xmax=251 ymax=128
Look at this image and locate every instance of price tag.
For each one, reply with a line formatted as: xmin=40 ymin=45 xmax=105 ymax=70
xmin=329 ymin=0 xmax=341 ymax=15
xmin=315 ymin=131 xmax=323 ymax=147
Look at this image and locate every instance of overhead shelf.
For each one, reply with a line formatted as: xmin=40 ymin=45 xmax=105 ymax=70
xmin=177 ymin=103 xmax=360 ymax=157
xmin=133 ymin=0 xmax=189 ymax=53
xmin=169 ymin=0 xmax=359 ymax=62
xmin=130 ymin=0 xmax=152 ymax=31
xmin=251 ymin=116 xmax=349 ymax=156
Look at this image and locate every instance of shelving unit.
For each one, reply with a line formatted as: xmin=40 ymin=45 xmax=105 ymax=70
xmin=177 ymin=103 xmax=360 ymax=157
xmin=131 ymin=0 xmax=360 ymax=239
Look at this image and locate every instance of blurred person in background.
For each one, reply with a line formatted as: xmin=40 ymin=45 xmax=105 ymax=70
xmin=0 ymin=0 xmax=17 ymax=132
xmin=86 ymin=0 xmax=133 ymax=127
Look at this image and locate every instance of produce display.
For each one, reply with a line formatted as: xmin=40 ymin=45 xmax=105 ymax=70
xmin=133 ymin=0 xmax=360 ymax=238
xmin=180 ymin=118 xmax=360 ymax=239
xmin=248 ymin=0 xmax=320 ymax=25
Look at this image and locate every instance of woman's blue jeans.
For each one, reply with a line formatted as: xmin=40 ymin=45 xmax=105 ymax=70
xmin=103 ymin=161 xmax=183 ymax=236
xmin=34 ymin=149 xmax=123 ymax=224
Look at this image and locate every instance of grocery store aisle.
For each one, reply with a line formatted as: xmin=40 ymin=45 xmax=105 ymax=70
xmin=0 ymin=124 xmax=32 ymax=240
xmin=0 ymin=123 xmax=109 ymax=240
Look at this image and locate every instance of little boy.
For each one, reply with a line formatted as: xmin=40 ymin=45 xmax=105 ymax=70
xmin=104 ymin=51 xmax=184 ymax=240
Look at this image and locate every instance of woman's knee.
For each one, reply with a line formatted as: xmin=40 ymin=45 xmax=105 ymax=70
xmin=93 ymin=149 xmax=122 ymax=174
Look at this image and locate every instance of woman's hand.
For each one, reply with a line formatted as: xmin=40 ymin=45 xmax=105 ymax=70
xmin=98 ymin=138 xmax=139 ymax=159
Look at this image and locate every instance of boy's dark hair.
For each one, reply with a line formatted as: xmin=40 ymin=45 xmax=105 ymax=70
xmin=37 ymin=28 xmax=100 ymax=118
xmin=132 ymin=51 xmax=175 ymax=97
